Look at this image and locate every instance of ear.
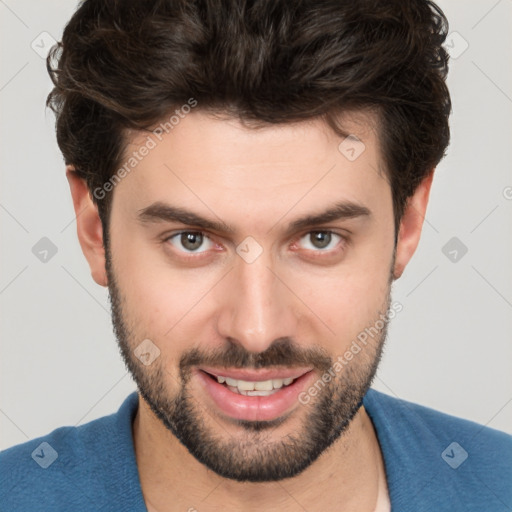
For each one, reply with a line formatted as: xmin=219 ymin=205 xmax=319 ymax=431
xmin=393 ymin=170 xmax=435 ymax=279
xmin=66 ymin=166 xmax=108 ymax=287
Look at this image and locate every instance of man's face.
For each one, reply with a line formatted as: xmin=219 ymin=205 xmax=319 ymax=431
xmin=106 ymin=111 xmax=396 ymax=482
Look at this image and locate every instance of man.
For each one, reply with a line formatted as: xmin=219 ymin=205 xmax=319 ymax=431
xmin=1 ymin=0 xmax=511 ymax=510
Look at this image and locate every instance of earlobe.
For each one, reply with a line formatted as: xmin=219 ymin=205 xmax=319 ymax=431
xmin=393 ymin=170 xmax=435 ymax=280
xmin=66 ymin=166 xmax=108 ymax=287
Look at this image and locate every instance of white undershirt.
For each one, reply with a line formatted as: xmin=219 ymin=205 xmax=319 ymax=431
xmin=373 ymin=456 xmax=391 ymax=512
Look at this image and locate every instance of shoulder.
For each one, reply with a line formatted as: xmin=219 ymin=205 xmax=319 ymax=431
xmin=364 ymin=388 xmax=512 ymax=452
xmin=0 ymin=392 xmax=145 ymax=512
xmin=363 ymin=389 xmax=512 ymax=511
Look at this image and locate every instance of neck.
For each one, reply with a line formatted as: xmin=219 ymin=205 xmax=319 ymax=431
xmin=133 ymin=395 xmax=385 ymax=512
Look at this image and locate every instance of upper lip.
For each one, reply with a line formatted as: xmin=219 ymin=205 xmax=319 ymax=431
xmin=199 ymin=366 xmax=313 ymax=381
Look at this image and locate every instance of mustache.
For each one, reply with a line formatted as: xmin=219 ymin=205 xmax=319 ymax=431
xmin=179 ymin=337 xmax=333 ymax=377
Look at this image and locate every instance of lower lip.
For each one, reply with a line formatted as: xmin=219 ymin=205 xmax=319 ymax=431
xmin=195 ymin=369 xmax=314 ymax=422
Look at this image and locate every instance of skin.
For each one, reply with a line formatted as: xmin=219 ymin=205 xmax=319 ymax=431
xmin=67 ymin=110 xmax=433 ymax=511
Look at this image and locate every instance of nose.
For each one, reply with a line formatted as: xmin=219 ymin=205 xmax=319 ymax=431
xmin=215 ymin=251 xmax=299 ymax=354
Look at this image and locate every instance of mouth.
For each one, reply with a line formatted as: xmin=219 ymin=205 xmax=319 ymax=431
xmin=195 ymin=366 xmax=315 ymax=422
xmin=201 ymin=366 xmax=310 ymax=396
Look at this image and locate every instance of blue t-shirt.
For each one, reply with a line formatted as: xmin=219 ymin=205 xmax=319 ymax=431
xmin=1 ymin=389 xmax=511 ymax=511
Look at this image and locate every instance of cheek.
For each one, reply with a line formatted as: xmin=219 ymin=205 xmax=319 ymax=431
xmin=112 ymin=235 xmax=222 ymax=354
xmin=305 ymin=273 xmax=389 ymax=346
xmin=291 ymin=239 xmax=392 ymax=351
xmin=110 ymin=234 xmax=187 ymax=335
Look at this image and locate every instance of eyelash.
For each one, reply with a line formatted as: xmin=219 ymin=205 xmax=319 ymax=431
xmin=162 ymin=230 xmax=348 ymax=260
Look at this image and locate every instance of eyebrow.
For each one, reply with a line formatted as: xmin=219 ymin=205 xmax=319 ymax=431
xmin=137 ymin=200 xmax=371 ymax=235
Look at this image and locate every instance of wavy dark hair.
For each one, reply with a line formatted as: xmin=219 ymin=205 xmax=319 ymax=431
xmin=46 ymin=0 xmax=451 ymax=238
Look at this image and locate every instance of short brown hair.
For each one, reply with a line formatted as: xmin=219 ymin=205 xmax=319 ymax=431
xmin=46 ymin=0 xmax=451 ymax=237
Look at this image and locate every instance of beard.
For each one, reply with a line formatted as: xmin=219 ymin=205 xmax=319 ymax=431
xmin=106 ymin=247 xmax=392 ymax=483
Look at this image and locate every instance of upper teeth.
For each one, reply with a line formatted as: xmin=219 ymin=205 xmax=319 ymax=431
xmin=217 ymin=376 xmax=294 ymax=390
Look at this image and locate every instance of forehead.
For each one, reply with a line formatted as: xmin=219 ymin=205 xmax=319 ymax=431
xmin=114 ymin=110 xmax=391 ymax=230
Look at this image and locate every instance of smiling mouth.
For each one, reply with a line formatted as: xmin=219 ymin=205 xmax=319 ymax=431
xmin=202 ymin=370 xmax=299 ymax=396
xmin=196 ymin=367 xmax=315 ymax=421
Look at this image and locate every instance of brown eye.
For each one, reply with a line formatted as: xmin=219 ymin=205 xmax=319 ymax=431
xmin=298 ymin=231 xmax=341 ymax=251
xmin=181 ymin=232 xmax=203 ymax=251
xmin=167 ymin=231 xmax=213 ymax=253
xmin=310 ymin=231 xmax=332 ymax=249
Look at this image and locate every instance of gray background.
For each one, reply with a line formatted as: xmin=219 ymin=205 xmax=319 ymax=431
xmin=1 ymin=0 xmax=511 ymax=450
